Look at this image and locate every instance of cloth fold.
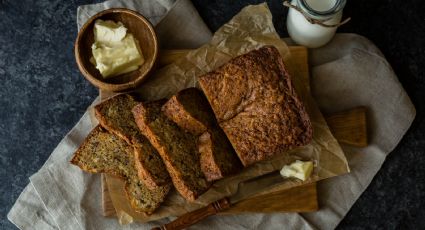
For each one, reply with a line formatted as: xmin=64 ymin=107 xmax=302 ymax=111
xmin=77 ymin=0 xmax=212 ymax=49
xmin=8 ymin=0 xmax=415 ymax=229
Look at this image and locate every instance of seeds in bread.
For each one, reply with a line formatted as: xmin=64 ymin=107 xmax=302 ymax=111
xmin=132 ymin=100 xmax=210 ymax=201
xmin=163 ymin=87 xmax=242 ymax=181
xmin=94 ymin=94 xmax=140 ymax=144
xmin=70 ymin=125 xmax=170 ymax=214
xmin=198 ymin=46 xmax=313 ymax=166
xmin=94 ymin=94 xmax=170 ymax=189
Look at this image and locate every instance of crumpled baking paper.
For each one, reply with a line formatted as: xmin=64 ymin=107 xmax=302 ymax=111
xmin=105 ymin=3 xmax=349 ymax=223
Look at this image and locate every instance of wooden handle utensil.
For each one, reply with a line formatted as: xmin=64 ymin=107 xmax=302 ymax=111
xmin=151 ymin=198 xmax=231 ymax=230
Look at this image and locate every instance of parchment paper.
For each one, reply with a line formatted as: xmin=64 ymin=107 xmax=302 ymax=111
xmin=107 ymin=3 xmax=349 ymax=223
xmin=7 ymin=0 xmax=415 ymax=228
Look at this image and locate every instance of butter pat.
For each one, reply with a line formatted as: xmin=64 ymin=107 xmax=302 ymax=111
xmin=280 ymin=160 xmax=314 ymax=181
xmin=94 ymin=20 xmax=127 ymax=44
xmin=91 ymin=19 xmax=144 ymax=78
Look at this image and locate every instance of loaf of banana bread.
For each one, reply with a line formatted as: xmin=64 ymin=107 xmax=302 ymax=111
xmin=70 ymin=125 xmax=171 ymax=214
xmin=95 ymin=94 xmax=170 ymax=190
xmin=132 ymin=100 xmax=210 ymax=201
xmin=198 ymin=46 xmax=313 ymax=166
xmin=162 ymin=87 xmax=242 ymax=181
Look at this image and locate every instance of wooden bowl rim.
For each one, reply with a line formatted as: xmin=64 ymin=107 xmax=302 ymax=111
xmin=74 ymin=8 xmax=158 ymax=92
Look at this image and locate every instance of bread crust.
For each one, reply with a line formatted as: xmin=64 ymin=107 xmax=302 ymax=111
xmin=94 ymin=94 xmax=170 ymax=189
xmin=162 ymin=88 xmax=243 ymax=181
xmin=162 ymin=88 xmax=213 ymax=135
xmin=132 ymin=100 xmax=210 ymax=201
xmin=199 ymin=46 xmax=313 ymax=166
xmin=197 ymin=130 xmax=242 ymax=181
xmin=70 ymin=126 xmax=170 ymax=214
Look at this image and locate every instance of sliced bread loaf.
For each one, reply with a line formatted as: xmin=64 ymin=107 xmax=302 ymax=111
xmin=70 ymin=125 xmax=171 ymax=214
xmin=94 ymin=94 xmax=170 ymax=190
xmin=132 ymin=100 xmax=210 ymax=201
xmin=198 ymin=46 xmax=313 ymax=166
xmin=162 ymin=87 xmax=242 ymax=181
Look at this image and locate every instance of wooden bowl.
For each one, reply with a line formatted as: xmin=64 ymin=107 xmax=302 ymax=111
xmin=75 ymin=8 xmax=158 ymax=92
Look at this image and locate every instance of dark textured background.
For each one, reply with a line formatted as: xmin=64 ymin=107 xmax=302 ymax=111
xmin=1 ymin=0 xmax=424 ymax=229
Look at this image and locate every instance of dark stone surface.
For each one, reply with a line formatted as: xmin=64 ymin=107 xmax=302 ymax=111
xmin=0 ymin=0 xmax=424 ymax=229
xmin=0 ymin=0 xmax=100 ymax=228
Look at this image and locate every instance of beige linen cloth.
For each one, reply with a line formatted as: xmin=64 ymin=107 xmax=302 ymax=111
xmin=7 ymin=0 xmax=415 ymax=229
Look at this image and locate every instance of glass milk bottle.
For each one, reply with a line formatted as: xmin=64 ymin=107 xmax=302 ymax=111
xmin=286 ymin=0 xmax=348 ymax=48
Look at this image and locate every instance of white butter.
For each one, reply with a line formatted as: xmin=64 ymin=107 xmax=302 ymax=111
xmin=94 ymin=20 xmax=127 ymax=44
xmin=280 ymin=160 xmax=314 ymax=181
xmin=91 ymin=19 xmax=144 ymax=78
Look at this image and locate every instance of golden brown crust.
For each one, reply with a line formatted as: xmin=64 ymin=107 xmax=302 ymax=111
xmin=198 ymin=132 xmax=220 ymax=181
xmin=133 ymin=147 xmax=156 ymax=189
xmin=162 ymin=88 xmax=214 ymax=136
xmin=132 ymin=101 xmax=210 ymax=201
xmin=70 ymin=125 xmax=170 ymax=214
xmin=198 ymin=129 xmax=242 ymax=181
xmin=94 ymin=94 xmax=170 ymax=190
xmin=198 ymin=46 xmax=313 ymax=166
xmin=162 ymin=95 xmax=206 ymax=135
xmin=162 ymin=88 xmax=242 ymax=181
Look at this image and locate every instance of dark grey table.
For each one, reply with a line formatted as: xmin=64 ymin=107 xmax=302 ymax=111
xmin=1 ymin=0 xmax=424 ymax=229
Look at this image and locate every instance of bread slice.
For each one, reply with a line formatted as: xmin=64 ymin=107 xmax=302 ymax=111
xmin=198 ymin=129 xmax=242 ymax=181
xmin=70 ymin=125 xmax=171 ymax=214
xmin=162 ymin=87 xmax=242 ymax=181
xmin=94 ymin=94 xmax=170 ymax=189
xmin=132 ymin=100 xmax=210 ymax=201
xmin=162 ymin=88 xmax=216 ymax=136
xmin=198 ymin=46 xmax=313 ymax=166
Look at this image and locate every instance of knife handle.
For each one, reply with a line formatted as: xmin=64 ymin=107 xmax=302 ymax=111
xmin=151 ymin=197 xmax=231 ymax=230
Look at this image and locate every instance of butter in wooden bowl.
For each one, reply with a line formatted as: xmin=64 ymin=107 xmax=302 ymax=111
xmin=74 ymin=8 xmax=158 ymax=92
xmin=91 ymin=19 xmax=145 ymax=79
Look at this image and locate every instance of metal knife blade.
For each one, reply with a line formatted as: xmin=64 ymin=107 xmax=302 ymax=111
xmin=229 ymin=170 xmax=285 ymax=204
xmin=152 ymin=170 xmax=286 ymax=230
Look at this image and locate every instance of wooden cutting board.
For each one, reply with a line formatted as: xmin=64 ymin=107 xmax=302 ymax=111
xmin=100 ymin=46 xmax=367 ymax=217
